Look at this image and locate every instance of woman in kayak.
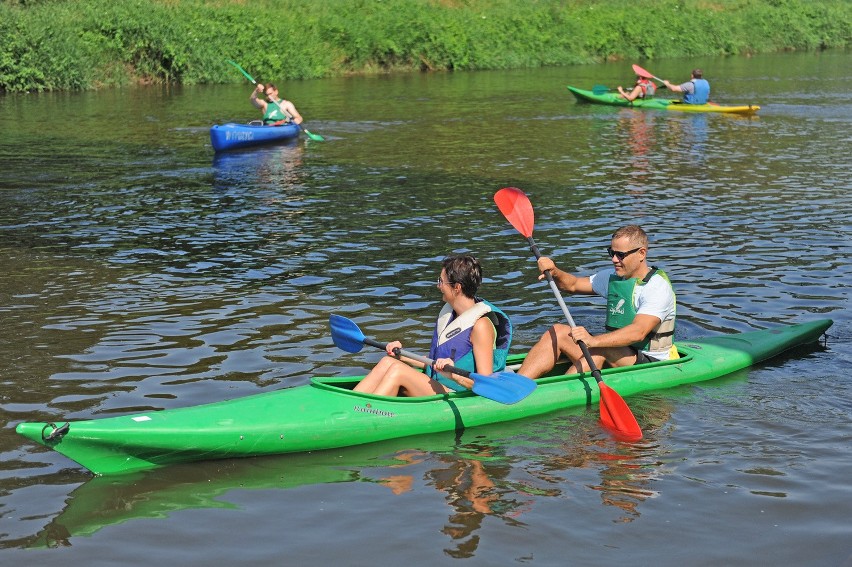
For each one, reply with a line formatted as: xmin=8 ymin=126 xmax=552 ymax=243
xmin=250 ymin=82 xmax=304 ymax=125
xmin=617 ymin=76 xmax=656 ymax=102
xmin=353 ymin=255 xmax=512 ymax=397
xmin=663 ymin=69 xmax=710 ymax=104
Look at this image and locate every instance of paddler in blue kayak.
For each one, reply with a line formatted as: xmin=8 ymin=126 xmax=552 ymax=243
xmin=250 ymin=82 xmax=304 ymax=125
xmin=517 ymin=225 xmax=676 ymax=379
xmin=617 ymin=75 xmax=656 ymax=102
xmin=353 ymin=255 xmax=513 ymax=397
xmin=663 ymin=68 xmax=710 ymax=104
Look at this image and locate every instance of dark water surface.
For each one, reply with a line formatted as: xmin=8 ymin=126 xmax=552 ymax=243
xmin=1 ymin=51 xmax=850 ymax=565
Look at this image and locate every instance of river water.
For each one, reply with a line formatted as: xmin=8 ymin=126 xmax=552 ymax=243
xmin=1 ymin=51 xmax=850 ymax=565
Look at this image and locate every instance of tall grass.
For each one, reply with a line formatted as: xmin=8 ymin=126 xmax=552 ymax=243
xmin=1 ymin=0 xmax=849 ymax=92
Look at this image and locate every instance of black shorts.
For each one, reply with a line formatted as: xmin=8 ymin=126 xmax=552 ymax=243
xmin=633 ymin=348 xmax=659 ymax=365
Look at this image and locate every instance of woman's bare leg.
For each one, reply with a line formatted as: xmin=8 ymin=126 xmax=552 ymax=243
xmin=371 ymin=364 xmax=448 ymax=397
xmin=353 ymin=356 xmax=399 ymax=393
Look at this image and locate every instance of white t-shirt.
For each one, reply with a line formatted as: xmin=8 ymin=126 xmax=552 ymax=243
xmin=589 ymin=269 xmax=676 ymax=360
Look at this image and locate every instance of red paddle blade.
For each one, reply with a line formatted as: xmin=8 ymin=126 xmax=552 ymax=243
xmin=632 ymin=63 xmax=655 ymax=80
xmin=598 ymin=382 xmax=643 ymax=442
xmin=494 ymin=187 xmax=534 ymax=238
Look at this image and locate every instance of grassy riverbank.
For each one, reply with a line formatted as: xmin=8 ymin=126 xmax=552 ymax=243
xmin=1 ymin=0 xmax=849 ymax=92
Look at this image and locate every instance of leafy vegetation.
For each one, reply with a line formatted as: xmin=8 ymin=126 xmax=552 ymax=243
xmin=1 ymin=0 xmax=849 ymax=92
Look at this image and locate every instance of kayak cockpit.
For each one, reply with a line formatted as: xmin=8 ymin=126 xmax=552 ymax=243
xmin=309 ymin=375 xmax=474 ymax=402
xmin=310 ymin=349 xmax=694 ymax=398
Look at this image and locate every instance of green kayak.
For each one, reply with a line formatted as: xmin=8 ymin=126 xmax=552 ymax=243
xmin=567 ymin=85 xmax=760 ymax=114
xmin=16 ymin=319 xmax=831 ymax=476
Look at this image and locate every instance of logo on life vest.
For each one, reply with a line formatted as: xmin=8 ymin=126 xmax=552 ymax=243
xmin=445 ymin=328 xmax=461 ymax=339
xmin=610 ymin=298 xmax=626 ymax=315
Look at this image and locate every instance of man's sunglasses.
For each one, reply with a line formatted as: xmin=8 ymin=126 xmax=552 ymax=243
xmin=607 ymin=246 xmax=642 ymax=261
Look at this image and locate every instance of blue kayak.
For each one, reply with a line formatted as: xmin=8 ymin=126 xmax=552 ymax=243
xmin=210 ymin=122 xmax=300 ymax=152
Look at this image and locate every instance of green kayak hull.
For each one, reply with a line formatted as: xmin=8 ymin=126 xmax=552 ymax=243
xmin=567 ymin=86 xmax=760 ymax=114
xmin=16 ymin=319 xmax=831 ymax=475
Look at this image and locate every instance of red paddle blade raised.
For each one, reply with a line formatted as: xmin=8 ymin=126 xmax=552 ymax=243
xmin=495 ymin=185 xmax=643 ymax=440
xmin=598 ymin=383 xmax=643 ymax=442
xmin=494 ymin=187 xmax=535 ymax=238
xmin=632 ymin=64 xmax=655 ymax=80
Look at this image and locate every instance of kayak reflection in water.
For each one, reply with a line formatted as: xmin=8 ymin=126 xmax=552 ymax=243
xmin=353 ymin=255 xmax=512 ymax=397
xmin=376 ymin=442 xmax=531 ymax=559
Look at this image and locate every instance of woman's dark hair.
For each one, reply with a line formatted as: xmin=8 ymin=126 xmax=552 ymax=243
xmin=442 ymin=255 xmax=482 ymax=298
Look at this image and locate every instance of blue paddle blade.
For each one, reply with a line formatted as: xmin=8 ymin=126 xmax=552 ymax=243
xmin=470 ymin=371 xmax=536 ymax=405
xmin=329 ymin=314 xmax=366 ymax=353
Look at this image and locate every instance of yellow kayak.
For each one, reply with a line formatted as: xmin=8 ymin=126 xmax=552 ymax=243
xmin=568 ymin=86 xmax=760 ymax=115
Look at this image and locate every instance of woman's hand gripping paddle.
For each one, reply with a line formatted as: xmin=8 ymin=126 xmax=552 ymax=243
xmin=493 ymin=187 xmax=642 ymax=440
xmin=226 ymin=60 xmax=325 ymax=141
xmin=329 ymin=314 xmax=536 ymax=405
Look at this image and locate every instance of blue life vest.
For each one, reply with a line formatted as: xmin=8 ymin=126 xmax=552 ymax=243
xmin=684 ymin=79 xmax=710 ymax=105
xmin=426 ymin=299 xmax=512 ymax=392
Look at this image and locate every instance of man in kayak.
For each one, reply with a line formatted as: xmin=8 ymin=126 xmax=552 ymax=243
xmin=353 ymin=255 xmax=513 ymax=397
xmin=617 ymin=76 xmax=656 ymax=102
xmin=517 ymin=225 xmax=676 ymax=379
xmin=663 ymin=69 xmax=710 ymax=104
xmin=250 ymin=82 xmax=304 ymax=125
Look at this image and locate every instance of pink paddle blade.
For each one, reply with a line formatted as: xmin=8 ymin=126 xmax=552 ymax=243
xmin=632 ymin=64 xmax=661 ymax=82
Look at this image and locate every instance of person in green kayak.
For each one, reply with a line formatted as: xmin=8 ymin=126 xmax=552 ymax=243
xmin=617 ymin=76 xmax=656 ymax=102
xmin=517 ymin=225 xmax=676 ymax=380
xmin=250 ymin=82 xmax=304 ymax=125
xmin=353 ymin=255 xmax=513 ymax=397
xmin=663 ymin=68 xmax=710 ymax=104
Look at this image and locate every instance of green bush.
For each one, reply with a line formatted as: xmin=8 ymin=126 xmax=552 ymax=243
xmin=1 ymin=0 xmax=849 ymax=92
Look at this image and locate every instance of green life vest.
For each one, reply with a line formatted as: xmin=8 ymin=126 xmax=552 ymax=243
xmin=605 ymin=267 xmax=675 ymax=352
xmin=263 ymin=99 xmax=290 ymax=125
